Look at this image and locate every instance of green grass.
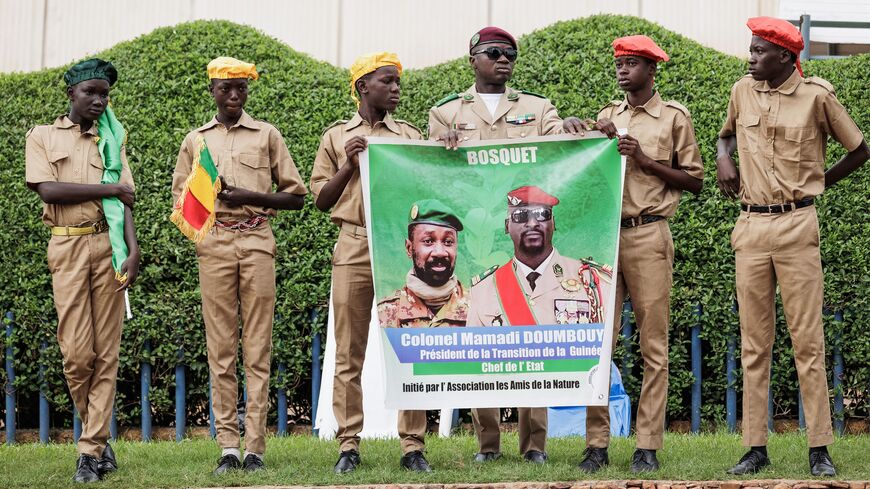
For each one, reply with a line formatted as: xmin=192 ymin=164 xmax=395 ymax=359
xmin=0 ymin=432 xmax=868 ymax=488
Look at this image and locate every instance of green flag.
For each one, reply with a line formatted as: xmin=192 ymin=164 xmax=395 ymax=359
xmin=96 ymin=106 xmax=129 ymax=282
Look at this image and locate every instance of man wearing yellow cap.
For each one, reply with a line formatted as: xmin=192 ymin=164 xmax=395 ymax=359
xmin=717 ymin=18 xmax=868 ymax=477
xmin=26 ymin=58 xmax=139 ymax=483
xmin=311 ymin=52 xmax=432 ymax=473
xmin=585 ymin=35 xmax=703 ymax=474
xmin=172 ymin=56 xmax=308 ymax=474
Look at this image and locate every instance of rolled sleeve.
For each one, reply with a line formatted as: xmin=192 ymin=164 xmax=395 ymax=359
xmin=269 ymin=127 xmax=308 ymax=196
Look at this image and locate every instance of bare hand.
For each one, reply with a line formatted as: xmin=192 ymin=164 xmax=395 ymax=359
xmin=595 ymin=118 xmax=619 ymax=139
xmin=437 ymin=129 xmax=465 ymax=150
xmin=617 ymin=134 xmax=652 ymax=169
xmin=113 ymin=183 xmax=135 ymax=208
xmin=562 ymin=117 xmax=589 ymax=135
xmin=217 ymin=175 xmax=250 ymax=207
xmin=115 ymin=251 xmax=140 ymax=291
xmin=716 ymin=156 xmax=741 ymax=199
xmin=344 ymin=136 xmax=368 ymax=168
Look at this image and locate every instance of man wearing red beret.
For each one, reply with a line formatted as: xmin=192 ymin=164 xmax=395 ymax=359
xmin=465 ymin=185 xmax=612 ymax=464
xmin=587 ymin=34 xmax=704 ymax=474
xmin=717 ymin=16 xmax=869 ymax=476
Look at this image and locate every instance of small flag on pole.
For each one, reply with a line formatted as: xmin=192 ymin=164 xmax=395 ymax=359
xmin=170 ymin=136 xmax=221 ymax=242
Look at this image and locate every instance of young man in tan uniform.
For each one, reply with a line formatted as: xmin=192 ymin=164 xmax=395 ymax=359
xmin=26 ymin=59 xmax=139 ymax=483
xmin=377 ymin=200 xmax=469 ymax=329
xmin=584 ymin=36 xmax=703 ymax=473
xmin=311 ymin=53 xmax=432 ymax=473
xmin=172 ymin=57 xmax=307 ymax=474
xmin=428 ymin=26 xmax=588 ymax=465
xmin=716 ymin=18 xmax=868 ymax=477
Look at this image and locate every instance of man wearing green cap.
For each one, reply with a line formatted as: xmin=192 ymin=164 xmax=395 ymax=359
xmin=26 ymin=58 xmax=139 ymax=483
xmin=377 ymin=199 xmax=469 ymax=329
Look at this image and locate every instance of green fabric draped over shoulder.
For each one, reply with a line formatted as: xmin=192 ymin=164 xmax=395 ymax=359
xmin=97 ymin=106 xmax=129 ymax=280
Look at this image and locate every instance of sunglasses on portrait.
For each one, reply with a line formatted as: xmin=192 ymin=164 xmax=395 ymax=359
xmin=472 ymin=46 xmax=519 ymax=62
xmin=509 ymin=207 xmax=552 ymax=224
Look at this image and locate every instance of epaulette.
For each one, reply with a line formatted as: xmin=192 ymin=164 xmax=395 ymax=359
xmin=471 ymin=264 xmax=499 ymax=286
xmin=394 ymin=118 xmax=423 ymax=135
xmin=804 ymin=76 xmax=835 ymax=93
xmin=434 ymin=93 xmax=460 ymax=107
xmin=520 ymin=89 xmax=547 ymax=99
xmin=581 ymin=257 xmax=613 ymax=278
xmin=664 ymin=100 xmax=691 ymax=117
xmin=376 ymin=289 xmax=402 ymax=306
xmin=321 ymin=119 xmax=348 ymax=136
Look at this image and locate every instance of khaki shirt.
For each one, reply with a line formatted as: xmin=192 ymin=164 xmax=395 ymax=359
xmin=598 ymin=92 xmax=704 ymax=218
xmin=377 ymin=282 xmax=469 ymax=328
xmin=719 ymin=71 xmax=864 ymax=205
xmin=310 ymin=112 xmax=422 ymax=227
xmin=428 ymin=85 xmax=562 ymax=141
xmin=466 ymin=249 xmax=611 ymax=327
xmin=26 ymin=115 xmax=135 ymax=227
xmin=172 ymin=111 xmax=307 ymax=221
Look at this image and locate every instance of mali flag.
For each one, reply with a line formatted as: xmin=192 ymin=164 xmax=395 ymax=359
xmin=170 ymin=136 xmax=221 ymax=242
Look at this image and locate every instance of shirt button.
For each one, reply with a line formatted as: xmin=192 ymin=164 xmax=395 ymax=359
xmin=520 ymin=132 xmax=526 ymax=137
xmin=529 ymin=300 xmax=536 ymax=306
xmin=491 ymin=125 xmax=497 ymax=131
xmin=767 ymin=138 xmax=773 ymax=143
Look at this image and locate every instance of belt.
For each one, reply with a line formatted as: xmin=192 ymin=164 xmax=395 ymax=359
xmin=621 ymin=215 xmax=665 ymax=228
xmin=741 ymin=197 xmax=814 ymax=214
xmin=340 ymin=221 xmax=367 ymax=237
xmin=214 ymin=215 xmax=269 ymax=231
xmin=50 ymin=220 xmax=108 ymax=236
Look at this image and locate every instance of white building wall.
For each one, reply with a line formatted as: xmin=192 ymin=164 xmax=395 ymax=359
xmin=0 ymin=0 xmax=797 ymax=74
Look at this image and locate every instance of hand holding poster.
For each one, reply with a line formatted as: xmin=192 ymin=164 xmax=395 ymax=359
xmin=360 ymin=134 xmax=624 ymax=410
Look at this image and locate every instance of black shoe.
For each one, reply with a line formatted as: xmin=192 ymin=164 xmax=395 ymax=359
xmin=243 ymin=453 xmax=265 ymax=472
xmin=97 ymin=443 xmax=117 ymax=476
xmin=727 ymin=449 xmax=770 ymax=475
xmin=213 ymin=454 xmax=242 ymax=475
xmin=523 ymin=450 xmax=548 ymax=464
xmin=334 ymin=450 xmax=361 ymax=474
xmin=472 ymin=451 xmax=502 ymax=463
xmin=400 ymin=450 xmax=433 ymax=472
xmin=809 ymin=449 xmax=836 ymax=477
xmin=631 ymin=449 xmax=660 ymax=473
xmin=578 ymin=447 xmax=609 ymax=473
xmin=72 ymin=455 xmax=101 ymax=483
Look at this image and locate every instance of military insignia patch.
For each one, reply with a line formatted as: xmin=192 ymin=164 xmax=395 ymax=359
xmin=453 ymin=122 xmax=476 ymax=130
xmin=463 ymin=94 xmax=474 ymax=101
xmin=506 ymin=113 xmax=536 ymax=125
xmin=491 ymin=315 xmax=503 ymax=326
xmin=560 ymin=278 xmax=581 ymax=292
xmin=410 ymin=204 xmax=418 ymax=220
xmin=555 ymin=299 xmax=590 ymax=324
xmin=507 ymin=92 xmax=519 ymax=101
xmin=508 ymin=195 xmax=521 ymax=206
xmin=470 ymin=33 xmax=481 ymax=48
xmin=554 ymin=264 xmax=563 ymax=277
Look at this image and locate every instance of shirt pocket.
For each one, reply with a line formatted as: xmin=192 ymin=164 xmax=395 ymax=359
xmin=47 ymin=151 xmax=76 ymax=183
xmin=506 ymin=126 xmax=533 ymax=139
xmin=88 ymin=152 xmax=106 ymax=184
xmin=736 ymin=114 xmax=761 ymax=154
xmin=783 ymin=126 xmax=821 ymax=162
xmin=458 ymin=128 xmax=481 ymax=141
xmin=237 ymin=153 xmax=270 ymax=192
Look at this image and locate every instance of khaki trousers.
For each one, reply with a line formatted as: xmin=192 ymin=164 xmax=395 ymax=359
xmin=197 ymin=224 xmax=276 ymax=455
xmin=586 ymin=219 xmax=673 ymax=450
xmin=331 ymin=228 xmax=425 ymax=453
xmin=473 ymin=407 xmax=548 ymax=454
xmin=48 ymin=233 xmax=124 ymax=458
xmin=732 ymin=206 xmax=833 ymax=447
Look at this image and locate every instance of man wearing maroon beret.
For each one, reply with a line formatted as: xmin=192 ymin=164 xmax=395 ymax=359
xmin=465 ymin=185 xmax=612 ymax=464
xmin=717 ymin=17 xmax=869 ymax=476
xmin=587 ymin=34 xmax=704 ymax=474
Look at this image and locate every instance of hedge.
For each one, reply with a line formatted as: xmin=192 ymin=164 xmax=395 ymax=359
xmin=0 ymin=15 xmax=867 ymax=431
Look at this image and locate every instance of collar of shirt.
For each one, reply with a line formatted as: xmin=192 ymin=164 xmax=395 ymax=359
xmin=514 ymin=248 xmax=556 ymax=279
xmin=54 ymin=115 xmax=99 ymax=136
xmin=751 ymin=68 xmax=801 ymax=95
xmin=615 ymin=91 xmax=663 ymax=118
xmin=344 ymin=111 xmax=402 ymax=135
xmin=397 ymin=285 xmax=465 ymax=322
xmin=197 ymin=110 xmax=260 ymax=132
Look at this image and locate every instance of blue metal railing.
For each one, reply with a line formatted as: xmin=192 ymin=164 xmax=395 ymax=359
xmin=0 ymin=305 xmax=860 ymax=443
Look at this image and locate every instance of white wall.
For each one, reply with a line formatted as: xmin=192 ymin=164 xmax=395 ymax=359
xmin=1 ymin=0 xmax=787 ymax=73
